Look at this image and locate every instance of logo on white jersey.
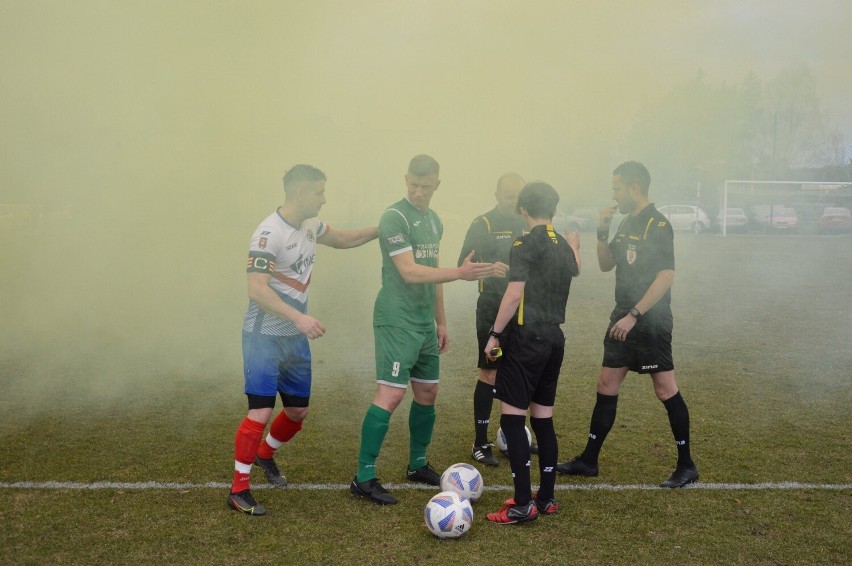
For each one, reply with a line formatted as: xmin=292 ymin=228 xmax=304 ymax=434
xmin=290 ymin=253 xmax=316 ymax=275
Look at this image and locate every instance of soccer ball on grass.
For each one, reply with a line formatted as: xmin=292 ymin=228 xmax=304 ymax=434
xmin=494 ymin=426 xmax=532 ymax=455
xmin=424 ymin=491 xmax=473 ymax=539
xmin=440 ymin=463 xmax=483 ymax=502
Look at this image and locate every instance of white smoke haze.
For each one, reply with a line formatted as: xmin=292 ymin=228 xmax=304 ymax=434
xmin=1 ymin=1 xmax=850 ymax=409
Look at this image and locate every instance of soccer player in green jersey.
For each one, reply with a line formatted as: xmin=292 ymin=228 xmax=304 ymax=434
xmin=350 ymin=154 xmax=496 ymax=505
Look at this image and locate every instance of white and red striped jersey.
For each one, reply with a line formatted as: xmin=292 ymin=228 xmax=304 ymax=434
xmin=243 ymin=209 xmax=328 ymax=337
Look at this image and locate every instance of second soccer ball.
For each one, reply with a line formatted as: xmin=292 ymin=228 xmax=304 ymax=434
xmin=494 ymin=426 xmax=532 ymax=455
xmin=440 ymin=463 xmax=484 ymax=502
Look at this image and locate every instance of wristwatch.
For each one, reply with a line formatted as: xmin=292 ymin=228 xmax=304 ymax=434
xmin=629 ymin=307 xmax=642 ymax=319
xmin=488 ymin=327 xmax=503 ymax=339
xmin=597 ymin=227 xmax=610 ymax=241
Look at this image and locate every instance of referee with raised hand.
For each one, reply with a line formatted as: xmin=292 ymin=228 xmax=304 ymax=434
xmin=557 ymin=161 xmax=699 ymax=488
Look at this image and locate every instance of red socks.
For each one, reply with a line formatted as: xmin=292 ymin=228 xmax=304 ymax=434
xmin=231 ymin=417 xmax=266 ymax=493
xmin=256 ymin=412 xmax=303 ymax=460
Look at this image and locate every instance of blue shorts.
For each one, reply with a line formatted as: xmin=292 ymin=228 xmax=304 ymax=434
xmin=242 ymin=331 xmax=312 ymax=399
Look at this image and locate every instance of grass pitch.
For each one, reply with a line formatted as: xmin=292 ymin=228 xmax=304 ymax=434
xmin=1 ymin=232 xmax=850 ymax=564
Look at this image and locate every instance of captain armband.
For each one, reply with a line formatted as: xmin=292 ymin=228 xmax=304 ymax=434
xmin=246 ymin=251 xmax=276 ymax=273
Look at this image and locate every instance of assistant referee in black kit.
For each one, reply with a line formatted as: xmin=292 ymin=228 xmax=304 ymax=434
xmin=458 ymin=172 xmax=527 ymax=467
xmin=483 ymin=182 xmax=581 ymax=525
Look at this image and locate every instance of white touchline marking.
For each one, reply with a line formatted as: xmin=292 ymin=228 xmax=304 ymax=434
xmin=0 ymin=481 xmax=849 ymax=491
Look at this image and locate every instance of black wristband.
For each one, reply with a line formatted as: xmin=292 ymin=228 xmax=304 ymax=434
xmin=488 ymin=328 xmax=503 ymax=339
xmin=597 ymin=227 xmax=609 ymax=241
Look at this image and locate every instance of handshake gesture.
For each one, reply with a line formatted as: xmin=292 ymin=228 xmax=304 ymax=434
xmin=457 ymin=251 xmax=497 ymax=281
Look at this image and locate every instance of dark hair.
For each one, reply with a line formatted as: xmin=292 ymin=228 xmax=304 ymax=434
xmin=613 ymin=161 xmax=651 ymax=195
xmin=517 ymin=182 xmax=559 ymax=219
xmin=407 ymin=154 xmax=440 ymax=177
xmin=282 ymin=164 xmax=326 ymax=194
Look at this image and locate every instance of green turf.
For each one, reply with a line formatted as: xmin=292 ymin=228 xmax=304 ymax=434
xmin=1 ymin=233 xmax=850 ymax=564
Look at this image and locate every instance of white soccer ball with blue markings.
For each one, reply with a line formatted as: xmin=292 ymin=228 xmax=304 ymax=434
xmin=440 ymin=463 xmax=484 ymax=502
xmin=424 ymin=491 xmax=474 ymax=539
xmin=495 ymin=426 xmax=532 ymax=454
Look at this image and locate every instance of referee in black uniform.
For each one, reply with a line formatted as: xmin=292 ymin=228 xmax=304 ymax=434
xmin=557 ymin=161 xmax=699 ymax=488
xmin=484 ymin=182 xmax=581 ymax=524
xmin=458 ymin=173 xmax=527 ymax=467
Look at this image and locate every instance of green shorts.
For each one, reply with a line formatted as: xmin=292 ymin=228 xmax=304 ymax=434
xmin=374 ymin=325 xmax=440 ymax=388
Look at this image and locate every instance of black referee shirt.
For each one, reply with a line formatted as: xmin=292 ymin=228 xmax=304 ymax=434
xmin=508 ymin=224 xmax=579 ymax=325
xmin=458 ymin=207 xmax=526 ymax=298
xmin=609 ymin=203 xmax=675 ymax=313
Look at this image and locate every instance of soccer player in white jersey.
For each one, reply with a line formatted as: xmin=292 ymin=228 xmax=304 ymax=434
xmin=228 ymin=164 xmax=378 ymax=516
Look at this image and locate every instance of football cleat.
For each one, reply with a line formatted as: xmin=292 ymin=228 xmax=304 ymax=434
xmin=227 ymin=489 xmax=267 ymax=516
xmin=471 ymin=444 xmax=499 ymax=467
xmin=532 ymin=492 xmax=558 ymax=515
xmin=406 ymin=463 xmax=441 ymax=486
xmin=556 ymin=456 xmax=599 ymax=477
xmin=486 ymin=499 xmax=539 ymax=525
xmin=350 ymin=476 xmax=398 ymax=505
xmin=254 ymin=456 xmax=288 ymax=488
xmin=660 ymin=465 xmax=699 ymax=488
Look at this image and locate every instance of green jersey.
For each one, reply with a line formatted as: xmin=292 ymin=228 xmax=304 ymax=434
xmin=373 ymin=197 xmax=444 ymax=331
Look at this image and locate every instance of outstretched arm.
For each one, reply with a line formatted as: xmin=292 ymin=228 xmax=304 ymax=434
xmin=317 ymin=225 xmax=379 ymax=249
xmin=391 ymin=250 xmax=494 ymax=284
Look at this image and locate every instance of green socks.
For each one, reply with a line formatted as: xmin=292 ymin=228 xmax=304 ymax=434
xmin=356 ymin=401 xmax=436 ymax=481
xmin=357 ymin=404 xmax=391 ymax=482
xmin=408 ymin=400 xmax=436 ymax=470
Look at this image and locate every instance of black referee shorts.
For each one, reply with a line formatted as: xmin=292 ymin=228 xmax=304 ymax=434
xmin=602 ymin=309 xmax=674 ymax=374
xmin=495 ymin=324 xmax=564 ymax=409
xmin=475 ymin=294 xmax=502 ymax=370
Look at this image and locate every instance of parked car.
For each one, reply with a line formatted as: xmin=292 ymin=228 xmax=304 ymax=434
xmin=715 ymin=207 xmax=748 ymax=232
xmin=817 ymin=207 xmax=852 ymax=234
xmin=657 ymin=205 xmax=711 ymax=233
xmin=748 ymin=205 xmax=798 ymax=233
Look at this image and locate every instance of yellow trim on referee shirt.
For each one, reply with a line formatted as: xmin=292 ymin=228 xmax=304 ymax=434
xmin=643 ymin=217 xmax=654 ymax=240
xmin=518 ymin=291 xmax=525 ymax=325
